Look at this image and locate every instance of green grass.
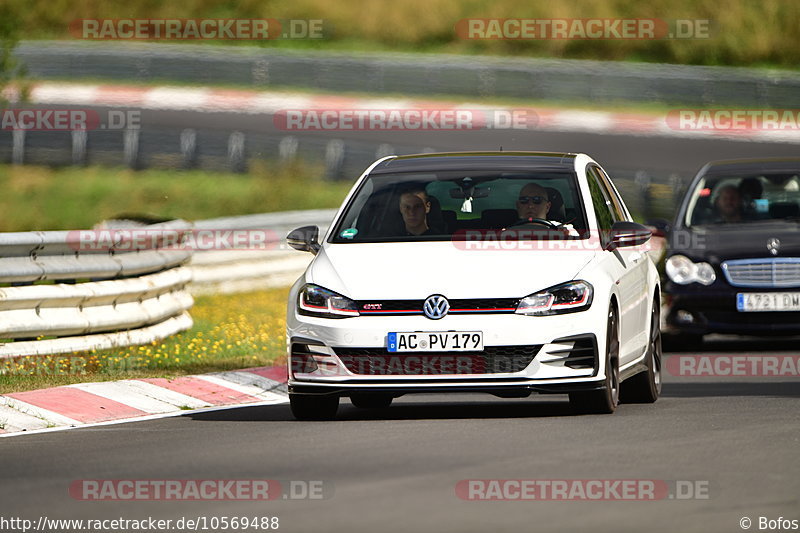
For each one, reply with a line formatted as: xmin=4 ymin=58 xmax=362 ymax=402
xmin=0 ymin=161 xmax=354 ymax=232
xmin=6 ymin=0 xmax=800 ymax=69
xmin=0 ymin=287 xmax=291 ymax=394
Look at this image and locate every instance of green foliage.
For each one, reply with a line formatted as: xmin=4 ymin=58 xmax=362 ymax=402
xmin=0 ymin=161 xmax=354 ymax=232
xmin=0 ymin=0 xmax=28 ymax=106
xmin=12 ymin=0 xmax=800 ymax=68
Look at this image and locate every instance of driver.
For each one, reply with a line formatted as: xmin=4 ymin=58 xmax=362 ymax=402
xmin=713 ymin=185 xmax=743 ymax=223
xmin=515 ymin=183 xmax=552 ymax=223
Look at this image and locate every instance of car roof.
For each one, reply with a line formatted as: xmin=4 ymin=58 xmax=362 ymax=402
xmin=700 ymin=157 xmax=800 ymax=176
xmin=370 ymin=152 xmax=578 ymax=174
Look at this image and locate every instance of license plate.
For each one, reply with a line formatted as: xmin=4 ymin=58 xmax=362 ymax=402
xmin=737 ymin=292 xmax=800 ymax=312
xmin=387 ymin=331 xmax=483 ymax=352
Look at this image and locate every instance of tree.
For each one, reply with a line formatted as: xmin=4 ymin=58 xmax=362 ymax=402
xmin=0 ymin=0 xmax=29 ymax=108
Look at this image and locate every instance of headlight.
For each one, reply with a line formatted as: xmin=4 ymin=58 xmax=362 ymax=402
xmin=298 ymin=284 xmax=360 ymax=318
xmin=516 ymin=281 xmax=593 ymax=316
xmin=665 ymin=255 xmax=716 ymax=285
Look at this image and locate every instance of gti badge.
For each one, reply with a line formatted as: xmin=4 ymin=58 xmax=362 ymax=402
xmin=423 ymin=295 xmax=450 ymax=320
xmin=767 ymin=238 xmax=781 ymax=256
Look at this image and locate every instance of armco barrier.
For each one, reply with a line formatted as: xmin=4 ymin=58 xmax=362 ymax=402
xmin=0 ymin=210 xmax=336 ymax=357
xmin=187 ymin=209 xmax=335 ymax=295
xmin=0 ymin=219 xmax=195 ymax=357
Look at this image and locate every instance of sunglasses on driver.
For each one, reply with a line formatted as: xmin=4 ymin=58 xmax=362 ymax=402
xmin=517 ymin=195 xmax=547 ymax=205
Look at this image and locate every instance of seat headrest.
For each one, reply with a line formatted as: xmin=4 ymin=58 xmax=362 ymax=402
xmin=545 ymin=187 xmax=566 ymax=222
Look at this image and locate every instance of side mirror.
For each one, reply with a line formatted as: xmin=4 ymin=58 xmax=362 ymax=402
xmin=609 ymin=221 xmax=652 ymax=249
xmin=645 ymin=218 xmax=671 ymax=238
xmin=287 ymin=225 xmax=320 ymax=254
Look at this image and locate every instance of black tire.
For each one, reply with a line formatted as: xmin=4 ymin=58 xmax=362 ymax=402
xmin=621 ymin=299 xmax=662 ymax=404
xmin=570 ymin=305 xmax=620 ymax=414
xmin=289 ymin=393 xmax=339 ymax=420
xmin=350 ymin=393 xmax=393 ymax=409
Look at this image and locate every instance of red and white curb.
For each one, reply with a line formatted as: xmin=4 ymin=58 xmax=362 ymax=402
xmin=11 ymin=82 xmax=800 ymax=145
xmin=0 ymin=366 xmax=288 ymax=437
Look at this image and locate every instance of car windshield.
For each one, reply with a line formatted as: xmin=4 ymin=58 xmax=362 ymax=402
xmin=684 ymin=171 xmax=800 ymax=227
xmin=329 ymin=170 xmax=588 ymax=243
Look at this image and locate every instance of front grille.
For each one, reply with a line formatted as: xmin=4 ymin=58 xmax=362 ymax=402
xmin=333 ymin=345 xmax=542 ymax=375
xmin=722 ymin=258 xmax=800 ymax=288
xmin=355 ymin=298 xmax=519 ymax=316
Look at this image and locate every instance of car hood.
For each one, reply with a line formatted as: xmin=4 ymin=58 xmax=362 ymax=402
xmin=308 ymin=242 xmax=596 ymax=299
xmin=670 ymin=221 xmax=800 ymax=262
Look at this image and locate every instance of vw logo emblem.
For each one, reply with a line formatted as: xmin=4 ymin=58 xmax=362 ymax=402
xmin=423 ymin=295 xmax=449 ymax=320
xmin=767 ymin=238 xmax=781 ymax=256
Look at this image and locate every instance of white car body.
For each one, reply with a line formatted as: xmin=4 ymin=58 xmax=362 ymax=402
xmin=286 ymin=152 xmax=661 ymax=419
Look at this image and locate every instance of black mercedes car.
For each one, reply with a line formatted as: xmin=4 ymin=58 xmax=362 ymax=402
xmin=662 ymin=158 xmax=800 ymax=342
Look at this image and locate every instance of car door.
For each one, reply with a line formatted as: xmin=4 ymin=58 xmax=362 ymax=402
xmin=597 ymin=166 xmax=650 ymax=353
xmin=586 ymin=165 xmax=648 ymax=365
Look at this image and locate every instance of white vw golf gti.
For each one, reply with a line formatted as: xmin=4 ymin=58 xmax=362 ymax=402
xmin=286 ymin=152 xmax=661 ymax=419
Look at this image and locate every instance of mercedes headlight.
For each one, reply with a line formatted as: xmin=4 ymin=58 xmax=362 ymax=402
xmin=665 ymin=255 xmax=716 ymax=285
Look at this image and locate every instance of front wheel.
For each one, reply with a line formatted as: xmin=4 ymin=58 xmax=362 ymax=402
xmin=289 ymin=393 xmax=339 ymax=420
xmin=621 ymin=299 xmax=662 ymax=403
xmin=570 ymin=305 xmax=619 ymax=414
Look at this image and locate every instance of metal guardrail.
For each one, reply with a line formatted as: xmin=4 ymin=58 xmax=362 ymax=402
xmin=0 ymin=210 xmax=335 ymax=357
xmin=188 ymin=209 xmax=334 ymax=295
xmin=0 ymin=225 xmax=192 ymax=284
xmin=14 ymin=41 xmax=800 ymax=107
xmin=0 ymin=125 xmax=428 ymax=182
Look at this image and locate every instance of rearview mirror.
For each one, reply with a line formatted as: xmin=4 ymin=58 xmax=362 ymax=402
xmin=449 ymin=187 xmax=490 ymax=199
xmin=608 ymin=221 xmax=652 ymax=249
xmin=287 ymin=225 xmax=320 ymax=254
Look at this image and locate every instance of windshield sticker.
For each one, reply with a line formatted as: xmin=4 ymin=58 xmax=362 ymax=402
xmin=340 ymin=228 xmax=358 ymax=239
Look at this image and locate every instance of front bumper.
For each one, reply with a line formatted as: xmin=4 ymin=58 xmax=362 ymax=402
xmin=287 ymin=310 xmax=607 ymax=397
xmin=665 ymin=282 xmax=800 ymax=336
xmin=288 ymin=381 xmax=606 ymax=398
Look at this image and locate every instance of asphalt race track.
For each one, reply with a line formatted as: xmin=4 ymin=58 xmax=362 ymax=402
xmin=1 ymin=339 xmax=798 ymax=533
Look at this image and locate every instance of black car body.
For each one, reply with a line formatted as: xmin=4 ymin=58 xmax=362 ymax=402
xmin=663 ymin=158 xmax=800 ymax=338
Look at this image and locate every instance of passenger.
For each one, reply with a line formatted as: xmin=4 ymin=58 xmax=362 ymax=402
xmin=399 ymin=189 xmax=434 ymax=236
